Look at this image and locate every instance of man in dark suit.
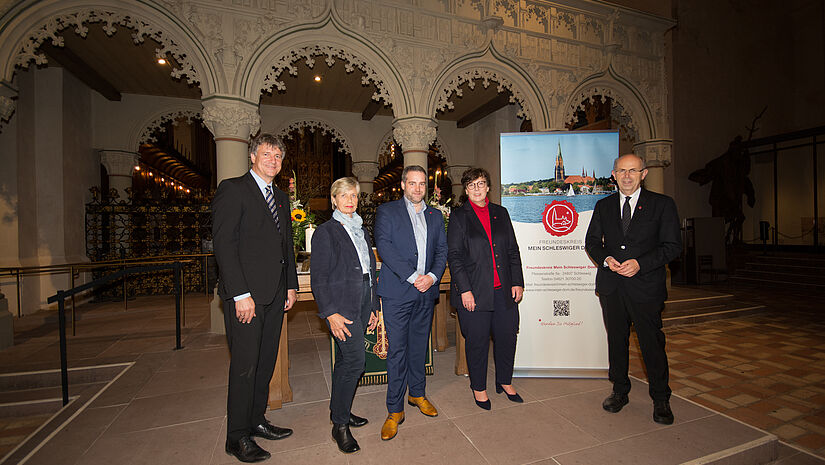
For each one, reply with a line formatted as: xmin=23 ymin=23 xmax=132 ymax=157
xmin=374 ymin=165 xmax=447 ymax=441
xmin=213 ymin=133 xmax=298 ymax=462
xmin=585 ymin=153 xmax=681 ymax=425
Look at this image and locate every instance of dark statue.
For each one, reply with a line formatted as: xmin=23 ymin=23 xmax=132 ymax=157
xmin=689 ymin=135 xmax=756 ymax=244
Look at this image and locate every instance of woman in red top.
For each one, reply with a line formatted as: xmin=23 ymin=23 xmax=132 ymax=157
xmin=447 ymin=167 xmax=525 ymax=409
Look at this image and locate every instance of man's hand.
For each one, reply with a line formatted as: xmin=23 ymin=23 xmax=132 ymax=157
xmin=413 ymin=274 xmax=434 ymax=293
xmin=367 ymin=311 xmax=379 ymax=331
xmin=235 ymin=296 xmax=256 ymax=324
xmin=606 ymin=256 xmax=622 ymax=273
xmin=461 ymin=291 xmax=476 ymax=311
xmin=284 ymin=289 xmax=298 ymax=311
xmin=512 ymin=286 xmax=524 ymax=303
xmin=615 ymin=259 xmax=640 ymax=277
xmin=327 ymin=313 xmax=353 ymax=341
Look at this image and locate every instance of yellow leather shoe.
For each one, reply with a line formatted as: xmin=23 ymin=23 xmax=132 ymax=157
xmin=380 ymin=412 xmax=405 ymax=441
xmin=407 ymin=396 xmax=438 ymax=417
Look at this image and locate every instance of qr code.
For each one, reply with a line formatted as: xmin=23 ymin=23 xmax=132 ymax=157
xmin=553 ymin=300 xmax=570 ymax=316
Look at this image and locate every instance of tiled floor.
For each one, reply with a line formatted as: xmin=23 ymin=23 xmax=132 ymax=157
xmin=0 ymin=282 xmax=822 ymax=464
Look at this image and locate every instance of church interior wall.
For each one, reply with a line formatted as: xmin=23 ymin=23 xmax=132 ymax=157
xmin=434 ymin=120 xmax=476 ymax=169
xmin=0 ymin=92 xmax=19 ymax=313
xmin=473 ymin=104 xmax=522 ymax=203
xmin=669 ymin=0 xmax=825 ymax=242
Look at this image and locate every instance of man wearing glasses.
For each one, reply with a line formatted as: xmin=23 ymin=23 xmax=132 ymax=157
xmin=585 ymin=153 xmax=681 ymax=425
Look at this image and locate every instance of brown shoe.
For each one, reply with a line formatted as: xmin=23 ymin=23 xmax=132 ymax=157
xmin=407 ymin=396 xmax=438 ymax=417
xmin=380 ymin=412 xmax=405 ymax=441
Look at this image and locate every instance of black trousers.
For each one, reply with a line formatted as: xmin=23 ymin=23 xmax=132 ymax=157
xmin=458 ymin=287 xmax=520 ymax=391
xmin=328 ymin=275 xmax=371 ymax=425
xmin=224 ymin=290 xmax=285 ymax=442
xmin=599 ymin=287 xmax=671 ymax=401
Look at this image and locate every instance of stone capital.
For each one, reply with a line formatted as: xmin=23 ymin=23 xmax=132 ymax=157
xmin=100 ymin=150 xmax=139 ymax=177
xmin=351 ymin=161 xmax=379 ymax=181
xmin=201 ymin=96 xmax=260 ymax=141
xmin=633 ymin=139 xmax=672 ymax=169
xmin=448 ymin=165 xmax=471 ymax=185
xmin=0 ymin=95 xmax=15 ymax=122
xmin=392 ymin=116 xmax=437 ymax=153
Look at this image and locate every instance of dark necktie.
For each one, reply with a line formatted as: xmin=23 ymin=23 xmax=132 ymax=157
xmin=622 ymin=196 xmax=632 ymax=234
xmin=265 ymin=186 xmax=281 ymax=232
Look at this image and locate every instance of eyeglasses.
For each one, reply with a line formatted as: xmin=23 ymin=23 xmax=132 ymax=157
xmin=466 ymin=180 xmax=488 ymax=190
xmin=614 ymin=168 xmax=644 ymax=175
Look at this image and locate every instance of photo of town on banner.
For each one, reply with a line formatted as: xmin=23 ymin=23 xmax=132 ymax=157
xmin=500 ymin=131 xmax=618 ymax=376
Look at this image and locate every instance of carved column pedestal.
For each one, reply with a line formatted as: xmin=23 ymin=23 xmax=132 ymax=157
xmin=99 ymin=150 xmax=138 ymax=202
xmin=351 ymin=161 xmax=379 ymax=194
xmin=633 ymin=139 xmax=672 ymax=195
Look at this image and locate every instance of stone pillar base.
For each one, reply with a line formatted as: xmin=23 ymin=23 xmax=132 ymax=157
xmin=0 ymin=296 xmax=13 ymax=349
xmin=210 ymin=286 xmax=226 ymax=335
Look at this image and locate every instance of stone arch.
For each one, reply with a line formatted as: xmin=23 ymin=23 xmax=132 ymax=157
xmin=237 ymin=9 xmax=410 ymax=115
xmin=426 ymin=43 xmax=549 ymax=130
xmin=559 ymin=65 xmax=656 ymax=141
xmin=272 ymin=118 xmax=354 ymax=159
xmin=129 ymin=105 xmax=204 ymax=151
xmin=0 ymin=0 xmax=221 ymax=97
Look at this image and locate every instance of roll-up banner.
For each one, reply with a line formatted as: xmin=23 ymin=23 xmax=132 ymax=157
xmin=501 ymin=130 xmax=618 ymax=378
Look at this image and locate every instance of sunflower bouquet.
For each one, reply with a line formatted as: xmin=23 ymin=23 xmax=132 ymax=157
xmin=288 ymin=172 xmax=316 ymax=252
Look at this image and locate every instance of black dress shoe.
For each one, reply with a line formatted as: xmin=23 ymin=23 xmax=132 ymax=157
xmin=252 ymin=421 xmax=293 ymax=440
xmin=495 ymin=382 xmax=524 ymax=403
xmin=602 ymin=392 xmax=629 ymax=413
xmin=331 ymin=423 xmax=361 ymax=454
xmin=348 ymin=413 xmax=368 ymax=427
xmin=472 ymin=388 xmax=491 ymax=410
xmin=653 ymin=400 xmax=674 ymax=425
xmin=225 ymin=436 xmax=270 ymax=463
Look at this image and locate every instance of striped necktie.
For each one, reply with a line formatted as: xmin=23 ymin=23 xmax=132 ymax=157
xmin=265 ymin=186 xmax=281 ymax=232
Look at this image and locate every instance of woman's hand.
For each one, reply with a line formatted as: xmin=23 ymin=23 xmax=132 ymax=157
xmin=461 ymin=291 xmax=476 ymax=311
xmin=512 ymin=286 xmax=524 ymax=304
xmin=327 ymin=313 xmax=353 ymax=341
xmin=367 ymin=311 xmax=379 ymax=331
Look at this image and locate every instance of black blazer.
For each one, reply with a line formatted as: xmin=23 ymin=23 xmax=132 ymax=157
xmin=310 ymin=218 xmax=379 ymax=321
xmin=447 ymin=201 xmax=524 ymax=312
xmin=584 ymin=189 xmax=681 ymax=303
xmin=212 ymin=172 xmax=298 ymax=306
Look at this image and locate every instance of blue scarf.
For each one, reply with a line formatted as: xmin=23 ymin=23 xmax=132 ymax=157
xmin=333 ymin=209 xmax=371 ymax=279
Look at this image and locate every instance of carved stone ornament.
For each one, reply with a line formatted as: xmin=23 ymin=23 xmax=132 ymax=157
xmin=448 ymin=165 xmax=471 ymax=184
xmin=567 ymin=86 xmax=638 ymax=137
xmin=276 ymin=120 xmax=353 ymax=157
xmin=100 ymin=151 xmax=139 ymax=177
xmin=351 ymin=161 xmax=379 ymax=181
xmin=435 ymin=69 xmax=531 ymax=121
xmin=15 ymin=9 xmax=200 ymax=85
xmin=633 ymin=140 xmax=672 ymax=168
xmin=0 ymin=96 xmax=14 ymax=122
xmin=138 ymin=110 xmax=202 ymax=145
xmin=393 ymin=118 xmax=437 ymax=152
xmin=262 ymin=45 xmax=391 ymax=107
xmin=201 ymin=99 xmax=260 ymax=139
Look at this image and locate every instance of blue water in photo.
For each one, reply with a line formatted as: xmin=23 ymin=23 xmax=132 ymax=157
xmin=502 ymin=194 xmax=612 ymax=223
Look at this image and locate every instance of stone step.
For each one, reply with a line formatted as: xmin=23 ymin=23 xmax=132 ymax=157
xmin=0 ymin=363 xmax=130 ymax=392
xmin=682 ymin=435 xmax=778 ymax=465
xmin=733 ymin=269 xmax=824 ymax=285
xmin=741 ymin=262 xmax=825 ymax=276
xmin=729 ymin=275 xmax=825 ymax=292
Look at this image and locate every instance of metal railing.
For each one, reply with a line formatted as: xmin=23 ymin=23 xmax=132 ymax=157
xmin=47 ymin=262 xmax=186 ymax=406
xmin=0 ymin=253 xmax=213 ymax=334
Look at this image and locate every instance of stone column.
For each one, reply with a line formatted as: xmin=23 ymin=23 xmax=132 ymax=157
xmin=448 ymin=165 xmax=471 ymax=201
xmin=0 ymin=292 xmax=11 ymax=349
xmin=351 ymin=161 xmax=379 ymax=194
xmin=202 ymin=96 xmax=261 ymax=183
xmin=99 ymin=150 xmax=138 ymax=202
xmin=634 ymin=139 xmax=672 ymax=195
xmin=392 ymin=116 xmax=437 ymax=172
xmin=201 ymin=96 xmax=261 ymax=334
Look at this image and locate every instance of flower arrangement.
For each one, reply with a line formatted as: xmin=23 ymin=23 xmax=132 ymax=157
xmin=428 ymin=186 xmax=452 ymax=233
xmin=288 ymin=171 xmax=316 ymax=251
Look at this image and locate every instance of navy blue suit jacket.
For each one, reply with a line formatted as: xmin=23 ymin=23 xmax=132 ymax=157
xmin=310 ymin=218 xmax=379 ymax=321
xmin=584 ymin=188 xmax=681 ymax=303
xmin=374 ymin=198 xmax=448 ymax=302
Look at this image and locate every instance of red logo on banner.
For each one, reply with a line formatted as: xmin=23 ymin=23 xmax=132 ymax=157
xmin=542 ymin=201 xmax=578 ymax=236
